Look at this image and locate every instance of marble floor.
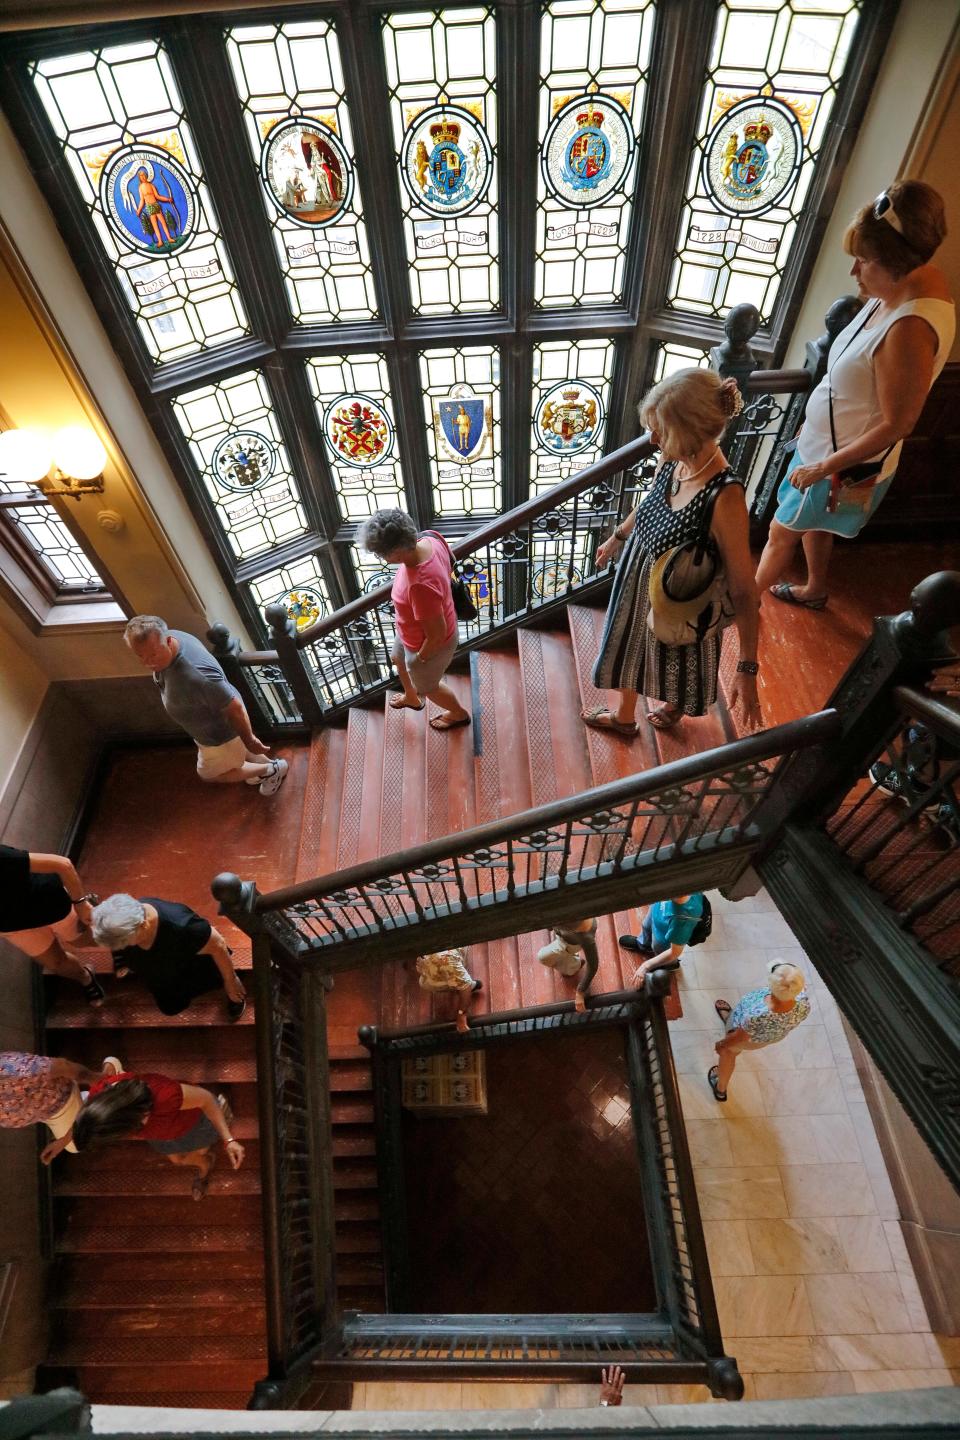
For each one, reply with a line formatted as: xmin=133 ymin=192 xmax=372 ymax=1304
xmin=354 ymin=886 xmax=958 ymax=1411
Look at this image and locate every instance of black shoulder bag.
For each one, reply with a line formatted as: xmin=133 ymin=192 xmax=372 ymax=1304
xmin=426 ymin=530 xmax=478 ymax=622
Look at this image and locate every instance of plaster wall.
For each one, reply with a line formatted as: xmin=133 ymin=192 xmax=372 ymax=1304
xmin=785 ymin=3 xmax=960 ymax=365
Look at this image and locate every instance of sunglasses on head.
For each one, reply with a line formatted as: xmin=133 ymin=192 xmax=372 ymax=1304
xmin=873 ymin=190 xmax=905 ymax=236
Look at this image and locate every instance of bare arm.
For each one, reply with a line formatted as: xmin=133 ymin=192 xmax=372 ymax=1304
xmin=181 ymin=1082 xmax=245 ymax=1169
xmin=795 ymin=316 xmax=937 ymax=485
xmin=597 ymin=503 xmax=640 ymax=568
xmin=416 ymin=610 xmax=451 ymax=663
xmin=29 ymin=853 xmax=82 ymax=898
xmin=223 ymin=697 xmax=270 ymax=757
xmin=711 ymin=485 xmax=761 ymax=729
xmin=49 ymin=1057 xmax=108 ymax=1087
xmin=197 ymin=925 xmax=244 ymax=1002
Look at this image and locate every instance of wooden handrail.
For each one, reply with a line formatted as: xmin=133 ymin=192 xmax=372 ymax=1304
xmin=363 ymin=986 xmax=649 ymax=1044
xmin=255 ymin=707 xmax=840 ymax=911
xmin=293 ymin=366 xmax=812 ymax=649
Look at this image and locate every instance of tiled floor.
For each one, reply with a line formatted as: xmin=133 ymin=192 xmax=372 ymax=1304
xmin=355 ymin=885 xmax=957 ymax=1411
xmin=400 ymin=1029 xmax=654 ymax=1314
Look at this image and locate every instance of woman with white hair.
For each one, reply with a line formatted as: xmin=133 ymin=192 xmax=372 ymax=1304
xmin=708 ymin=959 xmax=810 ymax=1102
xmin=586 ymin=368 xmax=761 ymax=737
xmin=90 ymin=893 xmax=246 ymax=1021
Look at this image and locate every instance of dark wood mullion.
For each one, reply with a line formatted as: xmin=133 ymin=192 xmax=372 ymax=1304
xmin=389 ymin=344 xmax=435 ymax=528
xmin=500 ymin=337 xmax=533 ymax=514
xmin=612 ymin=0 xmax=719 ymax=449
xmin=263 ymin=354 xmax=343 ymax=544
xmin=340 ymin=2 xmax=413 ymax=338
xmin=766 ymin=0 xmax=901 ymax=362
xmin=163 ymin=15 xmax=293 ymax=350
xmin=496 ymin=0 xmax=534 ymax=331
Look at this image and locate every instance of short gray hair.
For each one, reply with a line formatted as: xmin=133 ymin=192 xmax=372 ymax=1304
xmin=91 ymin=893 xmax=146 ymax=950
xmin=356 ymin=509 xmax=419 ymax=560
xmin=124 ymin=615 xmax=169 ymax=648
xmin=768 ymin=958 xmax=805 ymax=1001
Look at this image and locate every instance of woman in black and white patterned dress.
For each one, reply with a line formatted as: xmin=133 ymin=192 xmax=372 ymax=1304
xmin=584 ymin=369 xmax=761 ymax=737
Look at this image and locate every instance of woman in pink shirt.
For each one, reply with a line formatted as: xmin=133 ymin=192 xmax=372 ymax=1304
xmin=358 ymin=509 xmax=470 ymax=731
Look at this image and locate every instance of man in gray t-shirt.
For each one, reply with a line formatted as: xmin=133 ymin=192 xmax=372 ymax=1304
xmin=124 ymin=615 xmax=287 ymax=796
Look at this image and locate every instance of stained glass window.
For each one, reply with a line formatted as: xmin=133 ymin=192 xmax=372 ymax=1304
xmin=31 ymin=41 xmax=248 ymax=363
xmin=307 ymin=355 xmax=405 ymax=521
xmin=529 ymin=339 xmax=615 ymax=495
xmin=667 ymin=0 xmax=861 ymax=320
xmin=383 ymin=7 xmax=499 ymax=315
xmin=247 ymin=552 xmax=330 ymax=631
xmin=652 ymin=340 xmax=712 ymax=382
xmin=171 ymin=371 xmax=309 ymax=562
xmin=225 ymin=20 xmax=377 ymax=325
xmin=535 ymin=1 xmax=654 ymax=308
xmin=420 ymin=346 xmax=501 ymax=515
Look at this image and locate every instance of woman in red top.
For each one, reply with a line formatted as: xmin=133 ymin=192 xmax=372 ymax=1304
xmin=357 ymin=509 xmax=470 ymax=732
xmin=43 ymin=1071 xmax=244 ymax=1200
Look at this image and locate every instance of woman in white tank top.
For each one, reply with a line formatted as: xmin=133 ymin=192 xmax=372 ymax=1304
xmin=755 ymin=180 xmax=955 ymax=611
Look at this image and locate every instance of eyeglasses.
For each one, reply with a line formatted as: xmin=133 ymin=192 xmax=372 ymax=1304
xmin=873 ymin=190 xmax=905 ymax=236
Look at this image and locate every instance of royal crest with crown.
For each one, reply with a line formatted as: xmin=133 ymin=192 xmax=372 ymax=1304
xmin=563 ymin=100 xmax=610 ymax=192
xmin=541 ymin=91 xmax=635 ymax=210
xmin=725 ymin=115 xmax=774 ymax=201
xmin=701 ymin=96 xmax=803 ymax=218
xmin=400 ymin=102 xmax=492 ymax=217
xmin=535 ymin=380 xmax=604 ymax=455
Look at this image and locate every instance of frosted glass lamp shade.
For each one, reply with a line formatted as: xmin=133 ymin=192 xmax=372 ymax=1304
xmin=52 ymin=426 xmax=108 ymax=482
xmin=0 ymin=428 xmax=52 ymax=486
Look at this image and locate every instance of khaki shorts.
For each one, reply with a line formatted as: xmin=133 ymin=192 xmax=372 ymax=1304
xmin=196 ymin=734 xmax=248 ymax=779
xmin=391 ymin=632 xmax=457 ymax=697
xmin=4 ymin=909 xmax=81 ymax=958
xmin=45 ymin=1083 xmax=82 ymax=1153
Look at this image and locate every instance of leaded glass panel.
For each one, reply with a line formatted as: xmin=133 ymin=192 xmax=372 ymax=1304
xmin=535 ymin=1 xmax=654 ymax=308
xmin=225 ymin=20 xmax=377 ymax=325
xmin=529 ymin=339 xmax=615 ymax=495
xmin=5 ymin=507 xmax=106 ymax=591
xmin=307 ymin=355 xmax=405 ymax=521
xmin=383 ymin=7 xmax=499 ymax=315
xmin=171 ymin=370 xmax=309 ymax=561
xmin=652 ymin=340 xmax=712 ymax=382
xmin=248 ymin=552 xmax=331 ymax=631
xmin=667 ymin=0 xmax=861 ymax=320
xmin=31 ymin=41 xmax=248 ymax=363
xmin=419 ymin=345 xmax=501 ymax=516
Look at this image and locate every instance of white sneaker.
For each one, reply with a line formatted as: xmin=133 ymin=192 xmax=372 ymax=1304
xmin=101 ymin=1056 xmax=124 ymax=1075
xmin=259 ymin=757 xmax=288 ymax=796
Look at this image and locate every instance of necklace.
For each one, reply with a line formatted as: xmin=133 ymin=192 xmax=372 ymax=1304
xmin=669 ymin=450 xmax=720 ymax=497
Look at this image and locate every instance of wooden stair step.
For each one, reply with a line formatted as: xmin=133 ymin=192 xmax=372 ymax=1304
xmin=65 ymin=1334 xmax=266 ymax=1365
xmin=56 ymin=1252 xmax=264 ymax=1292
xmin=78 ymin=938 xmax=253 ymax=977
xmin=48 ymin=1026 xmax=256 ymax=1082
xmin=338 ymin=1292 xmax=386 ymax=1314
xmin=55 ymin=1273 xmax=265 ymax=1309
xmin=57 ymin=1194 xmax=262 ymax=1229
xmin=328 ymin=1060 xmax=372 ymax=1091
xmin=51 ymin=1304 xmax=265 ymax=1345
xmin=331 ymin=1132 xmax=376 ymax=1158
xmin=329 ymin=1044 xmax=373 ymax=1063
xmin=332 ymin=1161 xmax=378 ymax=1190
xmin=330 ymin=1096 xmax=374 ymax=1125
xmin=334 ymin=1228 xmax=382 ymax=1255
xmin=54 ymin=1162 xmax=261 ymax=1197
xmin=77 ymin=1391 xmax=252 ymax=1410
xmin=294 ymin=724 xmax=347 ymax=884
xmin=76 ymin=1363 xmax=263 ymax=1395
xmin=378 ymin=694 xmax=428 ymax=1032
xmin=46 ymin=988 xmax=254 ymax=1030
xmin=55 ymin=1225 xmax=262 ymax=1254
xmin=334 ymin=1194 xmax=380 ymax=1224
xmin=337 ymin=708 xmax=386 ymax=871
xmin=336 ymin=1260 xmax=384 ymax=1288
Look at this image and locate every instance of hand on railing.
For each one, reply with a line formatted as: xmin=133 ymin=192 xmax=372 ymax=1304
xmin=596 ymin=533 xmax=624 ymax=568
xmin=599 ymin=1364 xmax=625 ymax=1406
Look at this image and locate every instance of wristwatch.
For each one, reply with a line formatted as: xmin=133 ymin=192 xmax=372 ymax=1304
xmin=74 ymin=893 xmax=100 ymax=906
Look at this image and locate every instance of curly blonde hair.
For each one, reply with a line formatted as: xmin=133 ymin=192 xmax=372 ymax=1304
xmin=638 ymin=369 xmax=742 ymax=460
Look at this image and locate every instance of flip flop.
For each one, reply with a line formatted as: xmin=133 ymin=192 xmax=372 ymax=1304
xmin=581 ymin=707 xmax=639 ymax=737
xmin=708 ymin=1065 xmax=728 ymax=1103
xmin=389 ymin=696 xmax=425 ymax=711
xmin=715 ymin=998 xmax=732 ymax=1024
xmin=429 ymin=713 xmax=471 ymax=731
xmin=647 ymin=705 xmax=682 ymax=731
xmin=769 ymin=583 xmax=828 ymax=611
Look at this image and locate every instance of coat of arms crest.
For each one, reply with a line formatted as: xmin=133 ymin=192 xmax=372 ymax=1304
xmin=535 ymin=381 xmax=604 ymax=455
xmin=212 ymin=431 xmax=277 ymax=492
xmin=324 ymin=395 xmax=394 ymax=468
xmin=702 ymin=97 xmax=803 ymax=218
xmin=401 ymin=102 xmax=493 ymax=217
xmin=541 ymin=93 xmax=635 ymax=209
xmin=433 ymin=384 xmax=492 ymax=464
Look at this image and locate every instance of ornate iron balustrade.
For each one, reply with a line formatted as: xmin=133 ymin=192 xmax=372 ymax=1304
xmin=221 ymin=711 xmax=840 ymax=977
xmin=315 ymin=979 xmax=739 ymax=1395
xmin=208 ymin=344 xmax=833 ymax=732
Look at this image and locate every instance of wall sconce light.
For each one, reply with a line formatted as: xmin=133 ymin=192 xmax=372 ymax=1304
xmin=0 ymin=425 xmax=108 ymax=500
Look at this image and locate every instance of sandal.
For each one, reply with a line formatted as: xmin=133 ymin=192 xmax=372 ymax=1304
xmin=429 ymin=713 xmax=471 ymax=731
xmin=191 ymin=1172 xmax=211 ymax=1201
xmin=81 ymin=966 xmax=105 ymax=1007
xmin=708 ymin=1065 xmax=728 ymax=1103
xmin=769 ymin=583 xmax=828 ymax=612
xmin=581 ymin=707 xmax=639 ymax=737
xmin=389 ymin=695 xmax=425 ymax=711
xmin=715 ymin=998 xmax=732 ymax=1025
xmin=647 ymin=705 xmax=682 ymax=731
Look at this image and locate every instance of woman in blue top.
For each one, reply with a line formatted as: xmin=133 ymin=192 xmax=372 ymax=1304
xmin=619 ymin=893 xmax=704 ymax=986
xmin=709 ymin=959 xmax=809 ymax=1102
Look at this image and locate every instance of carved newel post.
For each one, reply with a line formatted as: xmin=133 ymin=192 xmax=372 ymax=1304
xmin=710 ymin=301 xmax=761 ymax=392
xmin=265 ymin=601 xmax=323 ymax=725
xmin=806 ymin=294 xmax=863 ymax=388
